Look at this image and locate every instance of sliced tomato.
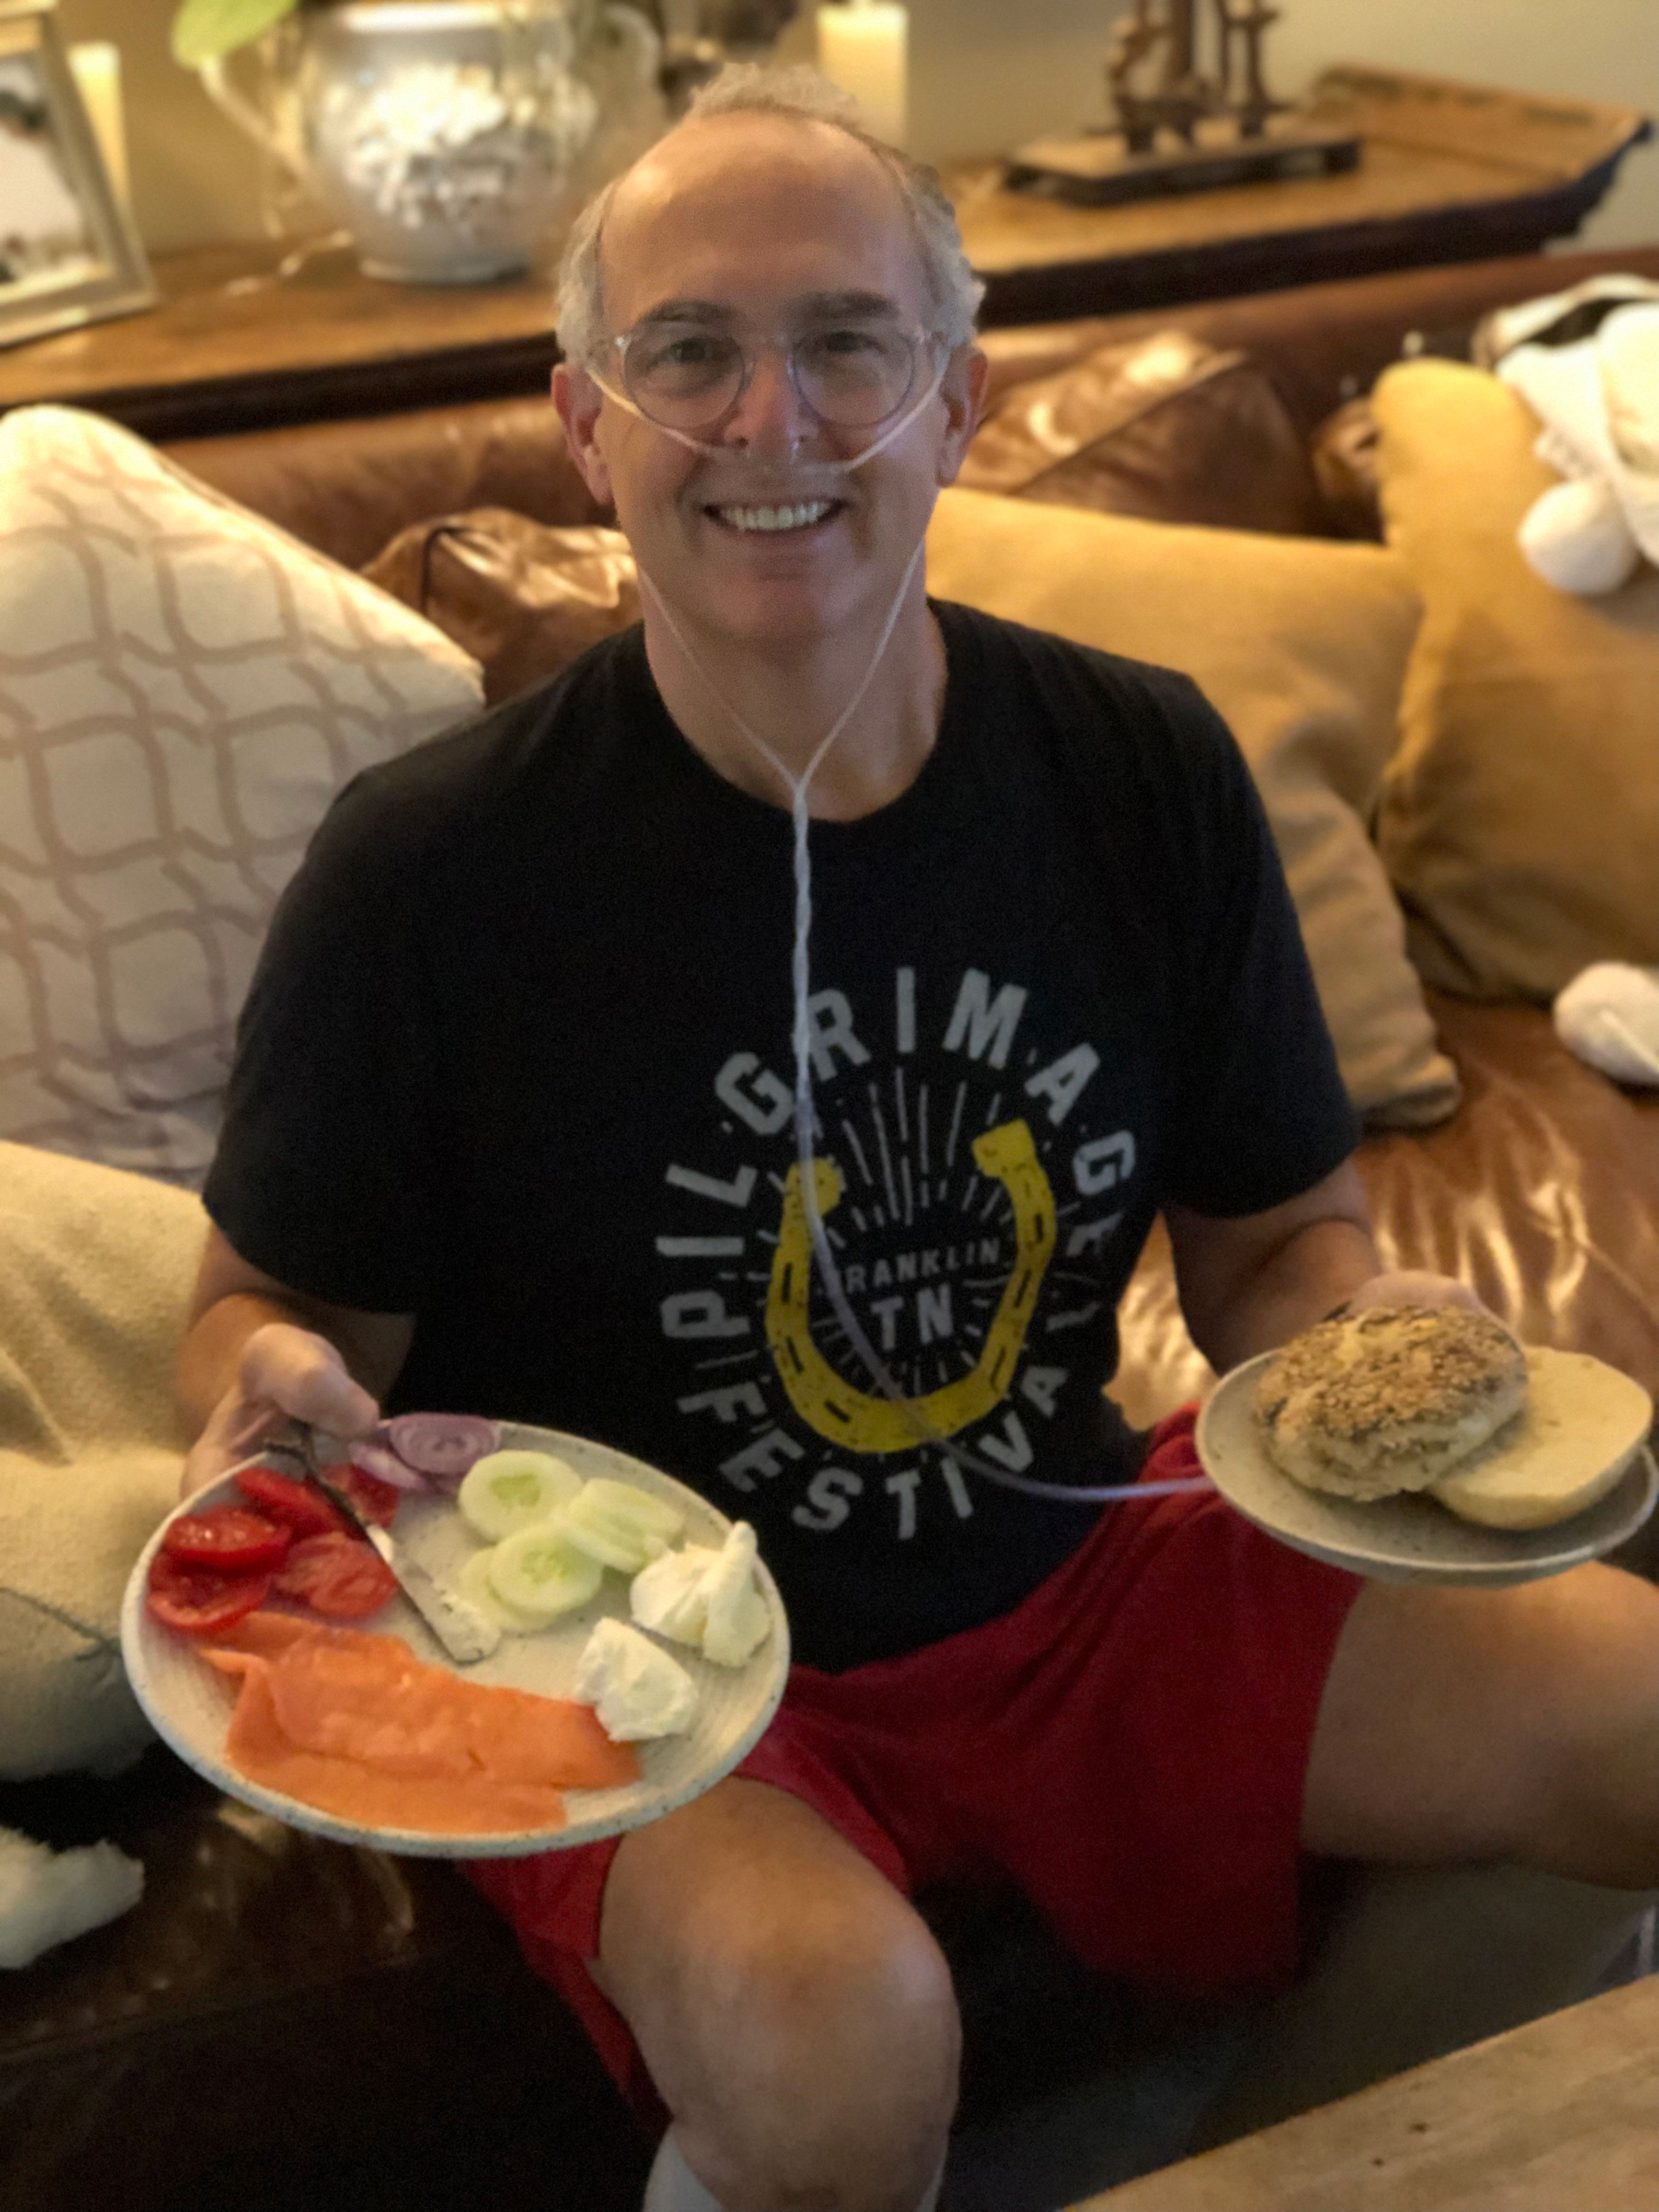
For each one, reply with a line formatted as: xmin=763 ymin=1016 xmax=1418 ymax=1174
xmin=232 ymin=1463 xmax=398 ymax=1533
xmin=335 ymin=1465 xmax=402 ymax=1529
xmin=163 ymin=1506 xmax=291 ymax=1575
xmin=274 ymin=1531 xmax=399 ymax=1619
xmin=235 ymin=1467 xmax=347 ymax=1539
xmin=147 ymin=1550 xmax=273 ymax=1637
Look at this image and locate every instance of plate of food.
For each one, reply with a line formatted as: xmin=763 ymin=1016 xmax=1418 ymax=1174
xmin=1197 ymin=1306 xmax=1657 ymax=1586
xmin=121 ymin=1421 xmax=790 ymax=1857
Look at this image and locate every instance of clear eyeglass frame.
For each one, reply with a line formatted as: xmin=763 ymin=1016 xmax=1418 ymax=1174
xmin=605 ymin=319 xmax=946 ymax=435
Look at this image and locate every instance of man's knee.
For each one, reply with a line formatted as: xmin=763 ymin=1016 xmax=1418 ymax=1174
xmin=594 ymin=1785 xmax=960 ymax=2211
xmin=672 ymin=1902 xmax=960 ymax=2212
xmin=1306 ymin=1566 xmax=1659 ymax=1884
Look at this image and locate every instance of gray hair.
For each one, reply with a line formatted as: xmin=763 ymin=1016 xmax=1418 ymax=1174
xmin=555 ymin=63 xmax=984 ymax=368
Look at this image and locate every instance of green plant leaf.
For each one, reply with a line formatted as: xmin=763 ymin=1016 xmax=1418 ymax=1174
xmin=172 ymin=0 xmax=299 ymax=67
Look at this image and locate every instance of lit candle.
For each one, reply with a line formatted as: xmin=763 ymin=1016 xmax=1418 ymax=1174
xmin=68 ymin=42 xmax=129 ymax=207
xmin=816 ymin=0 xmax=907 ymax=148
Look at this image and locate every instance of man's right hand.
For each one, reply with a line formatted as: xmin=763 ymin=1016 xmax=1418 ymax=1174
xmin=180 ymin=1321 xmax=383 ymax=1498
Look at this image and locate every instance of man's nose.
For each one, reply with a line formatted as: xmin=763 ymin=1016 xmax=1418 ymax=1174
xmin=724 ymin=343 xmax=813 ymax=460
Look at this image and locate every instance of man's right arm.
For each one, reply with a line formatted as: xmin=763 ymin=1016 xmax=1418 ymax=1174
xmin=176 ymin=1227 xmax=415 ymax=1498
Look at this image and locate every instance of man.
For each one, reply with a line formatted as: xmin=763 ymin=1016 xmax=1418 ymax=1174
xmin=178 ymin=66 xmax=1659 ymax=2212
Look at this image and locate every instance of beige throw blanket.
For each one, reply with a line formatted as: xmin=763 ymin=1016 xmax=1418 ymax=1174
xmin=0 ymin=1142 xmax=206 ymax=1777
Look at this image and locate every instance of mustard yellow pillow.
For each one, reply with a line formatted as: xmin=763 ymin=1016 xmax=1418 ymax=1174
xmin=1372 ymin=361 xmax=1659 ymax=1001
xmin=926 ymin=487 xmax=1456 ymax=1128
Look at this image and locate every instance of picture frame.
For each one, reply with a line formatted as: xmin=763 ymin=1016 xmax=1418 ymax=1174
xmin=0 ymin=0 xmax=154 ymax=352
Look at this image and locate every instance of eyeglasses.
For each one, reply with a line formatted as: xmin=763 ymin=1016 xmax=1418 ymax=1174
xmin=606 ymin=317 xmax=940 ymax=435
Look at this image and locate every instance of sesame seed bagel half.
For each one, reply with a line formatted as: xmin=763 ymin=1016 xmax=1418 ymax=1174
xmin=1255 ymin=1305 xmax=1529 ymax=1502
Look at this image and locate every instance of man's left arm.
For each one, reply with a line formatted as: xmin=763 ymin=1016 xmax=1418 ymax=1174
xmin=1166 ymin=1160 xmax=1481 ymax=1376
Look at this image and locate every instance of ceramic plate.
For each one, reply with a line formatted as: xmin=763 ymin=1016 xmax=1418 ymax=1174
xmin=120 ymin=1425 xmax=789 ymax=1857
xmin=1196 ymin=1354 xmax=1657 ymax=1586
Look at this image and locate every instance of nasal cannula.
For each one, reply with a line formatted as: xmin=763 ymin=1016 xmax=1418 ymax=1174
xmin=627 ymin=378 xmax=1210 ymax=1506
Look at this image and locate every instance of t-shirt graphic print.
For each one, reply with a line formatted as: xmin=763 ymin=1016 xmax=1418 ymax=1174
xmin=656 ymin=964 xmax=1137 ymax=1538
xmin=642 ymin=941 xmax=1169 ymax=1669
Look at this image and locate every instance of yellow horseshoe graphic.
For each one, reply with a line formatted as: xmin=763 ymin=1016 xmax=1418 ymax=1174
xmin=765 ymin=1118 xmax=1056 ymax=1454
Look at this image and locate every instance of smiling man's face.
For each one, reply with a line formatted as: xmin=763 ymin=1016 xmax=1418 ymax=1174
xmin=557 ymin=112 xmax=983 ymax=652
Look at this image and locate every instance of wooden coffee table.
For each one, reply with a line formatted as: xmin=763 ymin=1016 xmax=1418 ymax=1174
xmin=1071 ymin=1972 xmax=1659 ymax=2211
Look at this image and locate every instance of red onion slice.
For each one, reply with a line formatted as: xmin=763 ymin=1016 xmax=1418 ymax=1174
xmin=386 ymin=1412 xmax=501 ymax=1484
xmin=348 ymin=1435 xmax=430 ymax=1492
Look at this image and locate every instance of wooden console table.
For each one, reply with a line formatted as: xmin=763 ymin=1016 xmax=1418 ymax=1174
xmin=0 ymin=238 xmax=562 ymax=445
xmin=0 ymin=66 xmax=1647 ymax=441
xmin=953 ymin=66 xmax=1652 ymax=325
xmin=1072 ymin=1972 xmax=1659 ymax=2211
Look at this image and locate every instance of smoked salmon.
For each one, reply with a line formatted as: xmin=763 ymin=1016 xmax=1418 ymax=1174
xmin=202 ymin=1612 xmax=638 ymax=1836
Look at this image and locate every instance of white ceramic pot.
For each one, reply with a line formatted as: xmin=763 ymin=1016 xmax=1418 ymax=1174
xmin=202 ymin=0 xmax=661 ymax=284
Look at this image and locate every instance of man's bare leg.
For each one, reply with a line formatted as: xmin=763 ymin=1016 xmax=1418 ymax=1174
xmin=1304 ymin=1561 xmax=1659 ymax=1884
xmin=597 ymin=1565 xmax=1659 ymax=2209
xmin=642 ymin=2134 xmax=944 ymax=2212
xmin=594 ymin=1778 xmax=959 ymax=2212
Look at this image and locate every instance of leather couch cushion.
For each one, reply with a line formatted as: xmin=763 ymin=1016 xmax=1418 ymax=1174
xmin=363 ymin=511 xmax=639 ymax=706
xmin=0 ymin=1752 xmax=649 ymax=2212
xmin=166 ymin=395 xmax=610 ymax=575
xmin=1310 ymin=397 xmax=1384 ymax=541
xmin=1372 ymin=361 xmax=1659 ymax=1001
xmin=958 ymin=330 xmax=1331 ymax=537
xmin=926 ymin=486 xmax=1459 ymax=1130
xmin=1109 ymin=996 xmax=1659 ymax=1427
xmin=976 ymin=247 xmax=1659 ymax=441
xmin=0 ymin=406 xmax=483 ymax=1187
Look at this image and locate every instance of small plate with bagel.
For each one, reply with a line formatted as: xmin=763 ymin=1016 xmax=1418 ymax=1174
xmin=1197 ymin=1308 xmax=1656 ymax=1585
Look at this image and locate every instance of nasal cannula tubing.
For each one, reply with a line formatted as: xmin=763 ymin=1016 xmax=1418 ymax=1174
xmin=631 ymin=408 xmax=1210 ymax=1506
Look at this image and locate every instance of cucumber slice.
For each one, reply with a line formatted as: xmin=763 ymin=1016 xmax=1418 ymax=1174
xmin=459 ymin=1546 xmax=557 ymax=1634
xmin=458 ymin=1449 xmax=582 ymax=1541
xmin=555 ymin=1490 xmax=659 ymax=1575
xmin=490 ymin=1524 xmax=604 ymax=1619
xmin=552 ymin=1509 xmax=644 ymax=1575
xmin=578 ymin=1478 xmax=685 ymax=1546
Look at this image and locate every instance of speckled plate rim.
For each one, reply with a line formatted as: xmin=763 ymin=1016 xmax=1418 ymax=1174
xmin=120 ymin=1426 xmax=790 ymax=1858
xmin=1196 ymin=1353 xmax=1658 ymax=1586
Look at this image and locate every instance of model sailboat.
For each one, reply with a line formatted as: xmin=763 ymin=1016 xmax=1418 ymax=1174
xmin=1007 ymin=0 xmax=1360 ymax=206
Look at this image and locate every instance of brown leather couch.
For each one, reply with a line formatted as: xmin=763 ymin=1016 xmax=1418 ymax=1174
xmin=4 ymin=247 xmax=1657 ymax=2212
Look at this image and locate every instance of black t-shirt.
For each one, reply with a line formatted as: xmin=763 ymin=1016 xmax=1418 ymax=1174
xmin=204 ymin=602 xmax=1357 ymax=1671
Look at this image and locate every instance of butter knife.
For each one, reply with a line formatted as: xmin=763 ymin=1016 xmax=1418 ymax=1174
xmin=288 ymin=1426 xmax=499 ymax=1666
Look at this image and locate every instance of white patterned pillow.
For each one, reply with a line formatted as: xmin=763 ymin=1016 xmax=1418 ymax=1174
xmin=0 ymin=407 xmax=484 ymax=1186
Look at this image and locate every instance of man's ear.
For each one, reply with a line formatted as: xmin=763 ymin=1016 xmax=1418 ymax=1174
xmin=554 ymin=361 xmax=615 ymax=509
xmin=935 ymin=344 xmax=990 ymax=488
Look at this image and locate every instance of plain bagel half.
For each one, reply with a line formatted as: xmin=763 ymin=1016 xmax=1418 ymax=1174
xmin=1431 ymin=1349 xmax=1654 ymax=1529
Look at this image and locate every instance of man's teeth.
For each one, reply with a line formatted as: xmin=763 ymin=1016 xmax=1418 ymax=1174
xmin=715 ymin=501 xmax=834 ymax=532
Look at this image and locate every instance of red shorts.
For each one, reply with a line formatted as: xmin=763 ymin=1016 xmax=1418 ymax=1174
xmin=467 ymin=1408 xmax=1361 ymax=2115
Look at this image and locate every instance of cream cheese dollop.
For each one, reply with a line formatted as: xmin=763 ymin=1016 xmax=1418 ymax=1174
xmin=574 ymin=1618 xmax=698 ymax=1741
xmin=629 ymin=1522 xmax=771 ymax=1668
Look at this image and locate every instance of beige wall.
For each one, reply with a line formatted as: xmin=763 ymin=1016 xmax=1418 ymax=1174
xmin=56 ymin=0 xmax=1659 ymax=257
xmin=56 ymin=0 xmax=270 ymax=251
